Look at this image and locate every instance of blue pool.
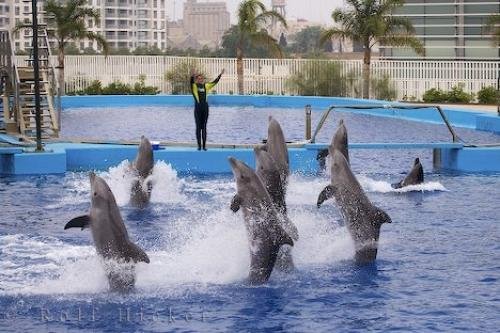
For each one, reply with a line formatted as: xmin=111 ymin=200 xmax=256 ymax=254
xmin=1 ymin=106 xmax=499 ymax=332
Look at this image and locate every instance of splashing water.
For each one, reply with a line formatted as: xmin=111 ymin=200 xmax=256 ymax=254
xmin=358 ymin=175 xmax=448 ymax=193
xmin=0 ymin=170 xmax=358 ymax=297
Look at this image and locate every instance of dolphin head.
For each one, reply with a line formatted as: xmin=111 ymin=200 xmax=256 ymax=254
xmin=266 ymin=117 xmax=289 ymax=170
xmin=414 ymin=157 xmax=420 ymax=166
xmin=330 ymin=119 xmax=348 ymax=155
xmin=135 ymin=136 xmax=154 ymax=178
xmin=228 ymin=157 xmax=265 ymax=198
xmin=89 ymin=172 xmax=115 ymax=208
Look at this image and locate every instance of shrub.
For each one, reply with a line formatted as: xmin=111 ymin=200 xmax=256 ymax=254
xmin=422 ymin=88 xmax=447 ymax=103
xmin=83 ymin=80 xmax=103 ymax=95
xmin=133 ymin=75 xmax=160 ymax=95
xmin=477 ymin=86 xmax=499 ymax=105
xmin=287 ymin=61 xmax=346 ymax=97
xmin=102 ymin=81 xmax=133 ymax=95
xmin=165 ymin=59 xmax=206 ymax=95
xmin=445 ymin=83 xmax=474 ymax=104
xmin=423 ymin=84 xmax=474 ymax=104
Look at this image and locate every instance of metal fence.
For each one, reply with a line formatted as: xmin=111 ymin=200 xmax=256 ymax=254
xmin=15 ymin=55 xmax=500 ymax=100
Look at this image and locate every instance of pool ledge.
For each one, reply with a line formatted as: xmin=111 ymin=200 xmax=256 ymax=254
xmin=1 ymin=141 xmax=499 ymax=175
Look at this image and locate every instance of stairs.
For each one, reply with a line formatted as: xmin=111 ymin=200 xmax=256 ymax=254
xmin=15 ymin=26 xmax=59 ymax=139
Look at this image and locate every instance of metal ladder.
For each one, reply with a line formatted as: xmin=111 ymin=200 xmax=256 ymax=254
xmin=15 ymin=0 xmax=59 ymax=139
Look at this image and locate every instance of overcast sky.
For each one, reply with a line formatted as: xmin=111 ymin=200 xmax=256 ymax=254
xmin=167 ymin=0 xmax=345 ymax=24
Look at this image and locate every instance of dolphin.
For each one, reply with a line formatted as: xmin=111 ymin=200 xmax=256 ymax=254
xmin=254 ymin=147 xmax=298 ymax=272
xmin=260 ymin=117 xmax=299 ymax=271
xmin=64 ymin=172 xmax=150 ymax=291
xmin=391 ymin=158 xmax=424 ymax=189
xmin=317 ymin=119 xmax=349 ymax=170
xmin=265 ymin=116 xmax=289 ymax=177
xmin=130 ymin=136 xmax=154 ymax=208
xmin=317 ymin=150 xmax=392 ymax=265
xmin=228 ymin=157 xmax=294 ymax=285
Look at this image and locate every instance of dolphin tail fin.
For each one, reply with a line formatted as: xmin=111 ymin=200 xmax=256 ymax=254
xmin=317 ymin=185 xmax=336 ymax=208
xmin=64 ymin=215 xmax=90 ymax=230
xmin=125 ymin=242 xmax=150 ymax=264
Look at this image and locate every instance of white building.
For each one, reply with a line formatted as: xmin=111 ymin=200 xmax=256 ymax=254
xmin=0 ymin=0 xmax=168 ymax=52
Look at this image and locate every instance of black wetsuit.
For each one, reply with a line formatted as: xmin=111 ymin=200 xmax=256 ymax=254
xmin=190 ymin=74 xmax=222 ymax=150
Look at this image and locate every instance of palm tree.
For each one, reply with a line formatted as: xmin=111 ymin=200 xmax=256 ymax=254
xmin=485 ymin=14 xmax=500 ymax=45
xmin=321 ymin=0 xmax=424 ymax=99
xmin=234 ymin=0 xmax=287 ymax=94
xmin=45 ymin=0 xmax=108 ymax=96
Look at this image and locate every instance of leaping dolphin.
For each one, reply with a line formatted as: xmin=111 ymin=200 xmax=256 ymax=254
xmin=228 ymin=157 xmax=294 ymax=285
xmin=257 ymin=117 xmax=298 ymax=271
xmin=317 ymin=150 xmax=392 ymax=265
xmin=65 ymin=172 xmax=150 ymax=291
xmin=392 ymin=158 xmax=424 ymax=189
xmin=130 ymin=136 xmax=154 ymax=208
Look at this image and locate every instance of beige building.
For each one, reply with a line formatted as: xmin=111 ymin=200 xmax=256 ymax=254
xmin=182 ymin=0 xmax=230 ymax=48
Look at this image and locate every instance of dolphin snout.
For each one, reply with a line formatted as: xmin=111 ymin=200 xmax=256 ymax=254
xmin=89 ymin=172 xmax=96 ymax=182
xmin=228 ymin=157 xmax=237 ymax=169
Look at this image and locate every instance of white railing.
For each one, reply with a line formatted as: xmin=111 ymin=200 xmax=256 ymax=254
xmin=15 ymin=55 xmax=500 ymax=100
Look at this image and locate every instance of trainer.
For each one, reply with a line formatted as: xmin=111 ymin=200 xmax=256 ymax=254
xmin=190 ymin=68 xmax=224 ymax=151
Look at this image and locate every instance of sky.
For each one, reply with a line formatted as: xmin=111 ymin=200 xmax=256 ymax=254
xmin=167 ymin=0 xmax=345 ymax=24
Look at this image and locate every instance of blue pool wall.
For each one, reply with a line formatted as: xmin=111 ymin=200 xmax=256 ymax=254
xmin=2 ymin=95 xmax=500 ymax=175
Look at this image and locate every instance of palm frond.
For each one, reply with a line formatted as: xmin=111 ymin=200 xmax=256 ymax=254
xmin=380 ymin=35 xmax=424 ymax=55
xmin=320 ymin=28 xmax=356 ymax=45
xmin=254 ymin=10 xmax=288 ymax=29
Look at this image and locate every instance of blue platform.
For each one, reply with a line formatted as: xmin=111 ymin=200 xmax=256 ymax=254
xmin=1 ymin=95 xmax=500 ymax=175
xmin=2 ymin=141 xmax=498 ymax=175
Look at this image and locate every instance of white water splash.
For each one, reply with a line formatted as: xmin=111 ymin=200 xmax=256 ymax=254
xmin=358 ymin=175 xmax=448 ymax=193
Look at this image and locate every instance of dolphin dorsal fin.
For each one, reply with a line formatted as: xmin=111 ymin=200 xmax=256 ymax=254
xmin=64 ymin=215 xmax=91 ymax=230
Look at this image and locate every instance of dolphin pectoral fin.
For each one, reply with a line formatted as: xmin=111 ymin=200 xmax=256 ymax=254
xmin=317 ymin=185 xmax=335 ymax=208
xmin=125 ymin=242 xmax=150 ymax=264
xmin=230 ymin=194 xmax=242 ymax=212
xmin=279 ymin=229 xmax=294 ymax=247
xmin=64 ymin=215 xmax=90 ymax=230
xmin=283 ymin=215 xmax=299 ymax=241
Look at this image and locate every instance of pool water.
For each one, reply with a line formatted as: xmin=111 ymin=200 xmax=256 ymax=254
xmin=1 ymin=108 xmax=500 ymax=332
xmin=61 ymin=106 xmax=500 ymax=145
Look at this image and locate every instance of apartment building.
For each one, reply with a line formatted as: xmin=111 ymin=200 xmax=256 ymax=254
xmin=182 ymin=0 xmax=230 ymax=48
xmin=0 ymin=0 xmax=168 ymax=52
xmin=0 ymin=0 xmax=10 ymax=30
xmin=381 ymin=0 xmax=499 ymax=60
